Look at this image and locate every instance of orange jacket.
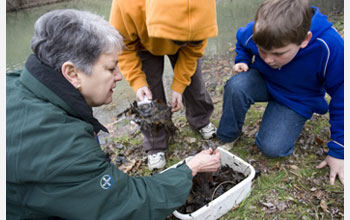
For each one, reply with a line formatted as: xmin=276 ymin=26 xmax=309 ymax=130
xmin=110 ymin=0 xmax=217 ymax=93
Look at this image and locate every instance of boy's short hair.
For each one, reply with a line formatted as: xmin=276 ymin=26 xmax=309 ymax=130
xmin=253 ymin=0 xmax=313 ymax=50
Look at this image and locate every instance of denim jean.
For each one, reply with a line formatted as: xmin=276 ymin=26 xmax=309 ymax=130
xmin=217 ymin=68 xmax=307 ymax=157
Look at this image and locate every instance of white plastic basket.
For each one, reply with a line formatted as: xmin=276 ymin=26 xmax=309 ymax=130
xmin=165 ymin=147 xmax=255 ymax=220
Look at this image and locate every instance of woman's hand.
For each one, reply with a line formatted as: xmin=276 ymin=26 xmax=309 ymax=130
xmin=136 ymin=86 xmax=152 ymax=101
xmin=171 ymin=90 xmax=183 ymax=112
xmin=233 ymin=63 xmax=249 ymax=73
xmin=186 ymin=148 xmax=221 ymax=176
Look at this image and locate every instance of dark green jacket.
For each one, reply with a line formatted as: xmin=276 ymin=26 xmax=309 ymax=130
xmin=6 ymin=55 xmax=193 ymax=220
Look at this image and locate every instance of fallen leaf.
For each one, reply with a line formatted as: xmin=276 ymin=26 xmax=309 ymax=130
xmin=314 ymin=190 xmax=324 ymax=199
xmin=277 ymin=201 xmax=288 ymax=211
xmin=273 ymin=161 xmax=280 ymax=170
xmin=314 ymin=135 xmax=324 ymax=145
xmin=320 ymin=199 xmax=328 ymax=213
xmin=290 ymin=171 xmax=302 ymax=178
xmin=286 ymin=196 xmax=294 ymax=201
xmin=290 ymin=165 xmax=299 ymax=170
xmin=119 ymin=159 xmax=136 ymax=173
xmin=184 ymin=137 xmax=196 ymax=144
xmin=261 ymin=202 xmax=275 ymax=209
xmin=248 ymin=205 xmax=257 ymax=210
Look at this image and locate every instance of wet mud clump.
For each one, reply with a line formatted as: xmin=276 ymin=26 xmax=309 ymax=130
xmin=130 ymin=99 xmax=178 ymax=138
xmin=177 ymin=165 xmax=246 ymax=214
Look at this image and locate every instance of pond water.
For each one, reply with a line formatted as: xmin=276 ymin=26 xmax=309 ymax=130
xmin=6 ymin=0 xmax=343 ymax=125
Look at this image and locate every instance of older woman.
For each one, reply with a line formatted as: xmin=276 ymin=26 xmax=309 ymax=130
xmin=6 ymin=9 xmax=221 ymax=220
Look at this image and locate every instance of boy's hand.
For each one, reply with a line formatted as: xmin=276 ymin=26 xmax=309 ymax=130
xmin=233 ymin=63 xmax=249 ymax=73
xmin=171 ymin=90 xmax=183 ymax=112
xmin=136 ymin=86 xmax=152 ymax=101
xmin=316 ymin=155 xmax=344 ymax=185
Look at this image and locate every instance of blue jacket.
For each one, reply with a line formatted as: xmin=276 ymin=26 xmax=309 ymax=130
xmin=234 ymin=7 xmax=344 ymax=159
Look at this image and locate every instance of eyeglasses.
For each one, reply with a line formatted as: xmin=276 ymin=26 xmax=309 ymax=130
xmin=172 ymin=40 xmax=203 ymax=46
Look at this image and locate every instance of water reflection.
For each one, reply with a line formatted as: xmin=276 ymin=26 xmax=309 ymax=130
xmin=6 ymin=0 xmax=114 ymax=72
xmin=6 ymin=0 xmax=343 ymax=125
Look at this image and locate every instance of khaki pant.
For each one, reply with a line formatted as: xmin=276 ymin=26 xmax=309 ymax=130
xmin=138 ymin=50 xmax=214 ymax=154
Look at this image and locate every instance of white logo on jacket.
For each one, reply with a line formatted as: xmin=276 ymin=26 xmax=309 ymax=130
xmin=100 ymin=174 xmax=113 ymax=189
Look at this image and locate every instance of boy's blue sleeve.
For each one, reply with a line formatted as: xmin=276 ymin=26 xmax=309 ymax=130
xmin=234 ymin=22 xmax=254 ymax=64
xmin=322 ymin=30 xmax=344 ymax=159
xmin=327 ymin=84 xmax=344 ymax=159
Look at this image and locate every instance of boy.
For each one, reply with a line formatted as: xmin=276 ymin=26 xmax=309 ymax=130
xmin=109 ymin=0 xmax=218 ymax=170
xmin=217 ymin=0 xmax=343 ymax=185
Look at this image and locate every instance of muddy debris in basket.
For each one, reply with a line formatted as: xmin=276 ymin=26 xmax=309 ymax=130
xmin=177 ymin=165 xmax=246 ymax=214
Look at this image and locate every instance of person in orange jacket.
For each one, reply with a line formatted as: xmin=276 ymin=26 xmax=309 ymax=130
xmin=110 ymin=0 xmax=219 ymax=170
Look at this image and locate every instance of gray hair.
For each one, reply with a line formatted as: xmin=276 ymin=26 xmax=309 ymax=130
xmin=31 ymin=9 xmax=123 ymax=74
